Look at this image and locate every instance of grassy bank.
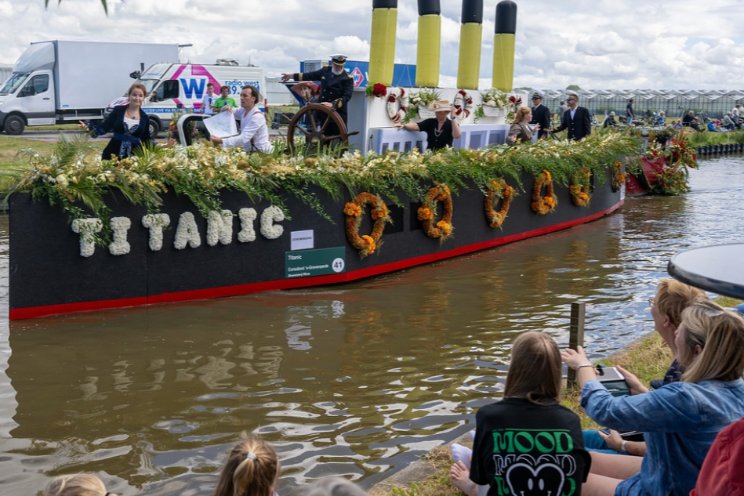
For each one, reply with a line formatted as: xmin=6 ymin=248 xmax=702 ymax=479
xmin=0 ymin=134 xmax=104 ymax=193
xmin=375 ymin=296 xmax=742 ymax=496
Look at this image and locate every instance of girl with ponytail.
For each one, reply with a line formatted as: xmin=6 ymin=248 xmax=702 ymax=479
xmin=214 ymin=436 xmax=280 ymax=496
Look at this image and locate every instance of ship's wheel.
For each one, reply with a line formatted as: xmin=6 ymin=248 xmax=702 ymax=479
xmin=286 ymin=103 xmax=349 ymax=155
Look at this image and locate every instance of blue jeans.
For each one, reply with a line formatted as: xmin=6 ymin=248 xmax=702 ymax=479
xmin=583 ymin=429 xmax=622 ymax=454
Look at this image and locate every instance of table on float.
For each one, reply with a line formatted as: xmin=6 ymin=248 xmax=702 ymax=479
xmin=667 ymin=243 xmax=744 ymax=298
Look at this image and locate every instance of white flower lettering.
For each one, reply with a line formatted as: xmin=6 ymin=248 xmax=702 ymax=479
xmin=71 ymin=218 xmax=103 ymax=257
xmin=174 ymin=212 xmax=202 ymax=250
xmin=238 ymin=208 xmax=258 ymax=243
xmin=206 ymin=210 xmax=234 ymax=246
xmin=142 ymin=213 xmax=171 ymax=251
xmin=260 ymin=205 xmax=285 ymax=240
xmin=108 ymin=217 xmax=131 ymax=256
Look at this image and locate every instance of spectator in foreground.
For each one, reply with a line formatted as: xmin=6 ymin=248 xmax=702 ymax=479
xmin=583 ymin=279 xmax=707 ymax=455
xmin=451 ymin=332 xmax=590 ymax=496
xmin=213 ymin=436 xmax=280 ymax=496
xmin=562 ymin=300 xmax=744 ymax=496
xmin=42 ymin=473 xmax=111 ymax=496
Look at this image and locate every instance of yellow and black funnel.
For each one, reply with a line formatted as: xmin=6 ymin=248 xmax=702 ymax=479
xmin=369 ymin=0 xmax=398 ymax=86
xmin=456 ymin=0 xmax=483 ymax=90
xmin=492 ymin=0 xmax=517 ymax=92
xmin=416 ymin=0 xmax=441 ymax=88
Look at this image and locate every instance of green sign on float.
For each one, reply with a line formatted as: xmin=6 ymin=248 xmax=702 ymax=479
xmin=285 ymin=247 xmax=346 ymax=278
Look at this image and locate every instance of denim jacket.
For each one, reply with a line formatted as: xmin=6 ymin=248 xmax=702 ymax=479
xmin=581 ymin=378 xmax=744 ymax=496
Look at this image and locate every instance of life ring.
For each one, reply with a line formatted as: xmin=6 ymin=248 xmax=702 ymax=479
xmin=344 ymin=192 xmax=391 ymax=258
xmin=531 ymin=169 xmax=558 ymax=215
xmin=453 ymin=89 xmax=474 ymax=121
xmin=569 ymin=167 xmax=592 ymax=207
xmin=484 ymin=179 xmax=515 ymax=228
xmin=611 ymin=160 xmax=626 ymax=192
xmin=417 ymin=183 xmax=454 ymax=240
xmin=386 ymin=87 xmax=409 ymax=123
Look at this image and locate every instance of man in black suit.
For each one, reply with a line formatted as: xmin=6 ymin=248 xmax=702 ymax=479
xmin=551 ymin=91 xmax=592 ymax=140
xmin=530 ymin=92 xmax=551 ymax=139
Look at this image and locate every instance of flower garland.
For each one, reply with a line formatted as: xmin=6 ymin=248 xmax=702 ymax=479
xmin=611 ymin=160 xmax=626 ymax=192
xmin=417 ymin=183 xmax=454 ymax=241
xmin=531 ymin=170 xmax=558 ymax=215
xmin=386 ymin=87 xmax=409 ymax=123
xmin=343 ymin=192 xmax=391 ymax=258
xmin=484 ymin=179 xmax=515 ymax=229
xmin=569 ymin=168 xmax=592 ymax=207
xmin=453 ymin=89 xmax=474 ymax=121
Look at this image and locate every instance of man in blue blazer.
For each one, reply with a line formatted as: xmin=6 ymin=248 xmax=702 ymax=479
xmin=551 ymin=91 xmax=592 ymax=140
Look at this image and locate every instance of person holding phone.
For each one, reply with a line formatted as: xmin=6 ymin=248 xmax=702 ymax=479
xmin=562 ymin=301 xmax=744 ymax=496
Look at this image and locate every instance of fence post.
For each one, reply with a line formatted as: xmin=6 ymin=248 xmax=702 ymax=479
xmin=567 ymin=302 xmax=586 ymax=387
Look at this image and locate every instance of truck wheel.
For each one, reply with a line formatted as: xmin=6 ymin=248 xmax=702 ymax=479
xmin=4 ymin=115 xmax=25 ymax=135
xmin=148 ymin=118 xmax=161 ymax=138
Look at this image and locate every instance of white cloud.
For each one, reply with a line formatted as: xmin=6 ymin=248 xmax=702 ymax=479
xmin=2 ymin=0 xmax=744 ymax=90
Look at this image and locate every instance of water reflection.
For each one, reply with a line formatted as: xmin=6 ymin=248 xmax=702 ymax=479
xmin=0 ymin=157 xmax=742 ymax=494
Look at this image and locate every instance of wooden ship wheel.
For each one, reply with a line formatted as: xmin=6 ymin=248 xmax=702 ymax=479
xmin=286 ymin=103 xmax=349 ymax=155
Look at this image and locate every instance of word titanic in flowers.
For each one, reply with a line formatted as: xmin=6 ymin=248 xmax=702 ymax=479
xmin=70 ymin=205 xmax=285 ymax=258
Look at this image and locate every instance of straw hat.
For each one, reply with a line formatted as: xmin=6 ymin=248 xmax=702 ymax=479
xmin=430 ymin=100 xmax=453 ymax=112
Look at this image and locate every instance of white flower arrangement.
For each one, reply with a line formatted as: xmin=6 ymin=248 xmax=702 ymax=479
xmin=174 ymin=212 xmax=202 ymax=250
xmin=480 ymin=88 xmax=510 ymax=108
xmin=142 ymin=213 xmax=171 ymax=251
xmin=408 ymin=88 xmax=440 ymax=109
xmin=108 ymin=217 xmax=131 ymax=256
xmin=237 ymin=208 xmax=258 ymax=243
xmin=71 ymin=218 xmax=103 ymax=257
xmin=206 ymin=209 xmax=234 ymax=246
xmin=260 ymin=205 xmax=285 ymax=240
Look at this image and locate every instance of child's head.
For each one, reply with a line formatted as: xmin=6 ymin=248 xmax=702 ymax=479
xmin=213 ymin=436 xmax=279 ymax=496
xmin=504 ymin=332 xmax=562 ymax=404
xmin=42 ymin=473 xmax=108 ymax=496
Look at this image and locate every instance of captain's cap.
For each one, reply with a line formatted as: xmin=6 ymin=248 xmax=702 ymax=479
xmin=531 ymin=92 xmax=543 ymax=100
xmin=331 ymin=54 xmax=348 ymax=65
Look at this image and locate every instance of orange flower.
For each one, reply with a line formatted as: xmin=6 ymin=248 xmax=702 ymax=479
xmin=361 ymin=235 xmax=376 ymax=253
xmin=436 ymin=220 xmax=453 ymax=235
xmin=344 ymin=202 xmax=362 ymax=217
xmin=417 ymin=206 xmax=433 ymax=221
xmin=371 ymin=205 xmax=389 ymax=220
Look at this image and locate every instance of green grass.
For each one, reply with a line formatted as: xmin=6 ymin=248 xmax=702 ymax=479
xmin=0 ymin=134 xmax=105 ymax=193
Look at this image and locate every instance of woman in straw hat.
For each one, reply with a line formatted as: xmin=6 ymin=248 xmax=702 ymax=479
xmin=396 ymin=99 xmax=461 ymax=151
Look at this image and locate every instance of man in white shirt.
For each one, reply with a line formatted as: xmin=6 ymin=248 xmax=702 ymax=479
xmin=211 ymin=85 xmax=271 ymax=153
xmin=201 ymin=83 xmax=217 ymax=116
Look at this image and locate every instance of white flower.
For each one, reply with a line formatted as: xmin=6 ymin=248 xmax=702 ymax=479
xmin=260 ymin=205 xmax=285 ymax=240
xmin=237 ymin=208 xmax=258 ymax=243
xmin=142 ymin=213 xmax=171 ymax=251
xmin=71 ymin=218 xmax=103 ymax=257
xmin=108 ymin=216 xmax=131 ymax=256
xmin=55 ymin=174 xmax=69 ymax=187
xmin=206 ymin=209 xmax=234 ymax=246
xmin=174 ymin=212 xmax=202 ymax=250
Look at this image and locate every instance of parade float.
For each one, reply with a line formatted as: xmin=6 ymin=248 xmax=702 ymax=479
xmin=7 ymin=0 xmax=640 ymax=320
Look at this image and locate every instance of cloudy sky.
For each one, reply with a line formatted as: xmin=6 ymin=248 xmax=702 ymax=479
xmin=2 ymin=0 xmax=744 ymax=90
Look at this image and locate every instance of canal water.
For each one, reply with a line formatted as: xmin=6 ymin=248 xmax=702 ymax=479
xmin=0 ymin=157 xmax=741 ymax=495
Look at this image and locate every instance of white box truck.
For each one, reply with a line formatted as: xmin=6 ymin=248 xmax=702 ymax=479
xmin=130 ymin=62 xmax=266 ymax=137
xmin=0 ymin=40 xmax=179 ymax=135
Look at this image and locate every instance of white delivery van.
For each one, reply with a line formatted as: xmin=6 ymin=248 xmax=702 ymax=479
xmin=135 ymin=62 xmax=266 ymax=136
xmin=0 ymin=40 xmax=179 ymax=135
